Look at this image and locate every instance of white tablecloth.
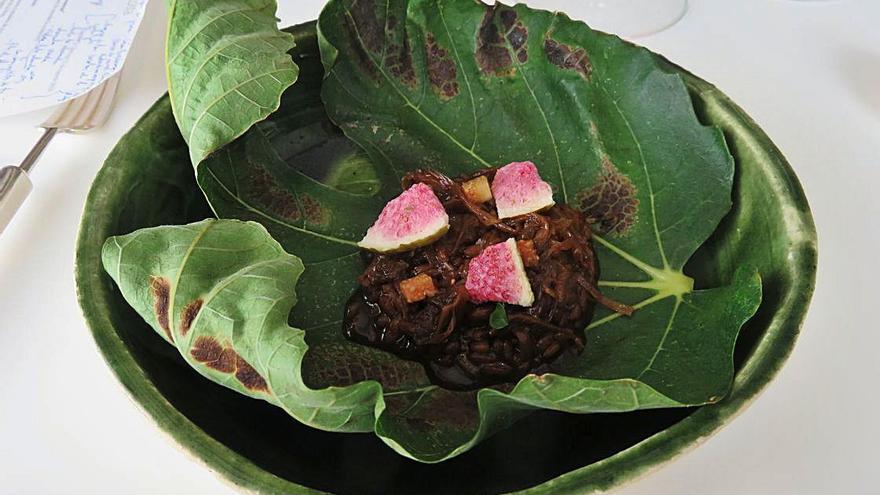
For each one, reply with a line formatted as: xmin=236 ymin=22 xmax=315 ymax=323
xmin=1 ymin=0 xmax=875 ymax=493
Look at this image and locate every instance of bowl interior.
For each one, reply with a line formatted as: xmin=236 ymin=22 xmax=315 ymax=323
xmin=76 ymin=23 xmax=816 ymax=495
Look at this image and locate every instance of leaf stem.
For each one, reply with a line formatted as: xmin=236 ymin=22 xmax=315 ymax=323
xmin=592 ymin=234 xmax=656 ymax=275
xmin=598 ymin=280 xmax=655 ymax=289
xmin=384 ymin=385 xmax=439 ymax=397
xmin=169 ymin=221 xmax=215 ymax=341
xmin=586 ymin=291 xmax=668 ymax=330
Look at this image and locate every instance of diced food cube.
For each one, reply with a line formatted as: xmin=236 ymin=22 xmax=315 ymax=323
xmin=399 ymin=273 xmax=439 ymax=303
xmin=462 ymin=175 xmax=493 ymax=203
xmin=516 ymin=239 xmax=539 ymax=267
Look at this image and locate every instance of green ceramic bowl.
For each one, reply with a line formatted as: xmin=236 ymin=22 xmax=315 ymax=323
xmin=75 ymin=22 xmax=816 ymax=495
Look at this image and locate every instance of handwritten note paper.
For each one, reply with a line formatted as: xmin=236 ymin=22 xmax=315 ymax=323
xmin=0 ymin=0 xmax=149 ymax=117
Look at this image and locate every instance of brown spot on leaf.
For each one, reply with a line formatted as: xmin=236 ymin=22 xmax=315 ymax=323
xmin=343 ymin=0 xmax=383 ymax=80
xmin=248 ymin=166 xmax=301 ymax=222
xmin=425 ymin=33 xmax=459 ymax=100
xmin=344 ymin=20 xmax=379 ymax=81
xmin=384 ymin=35 xmax=417 ymax=87
xmin=180 ymin=299 xmax=203 ymax=337
xmin=383 ymin=5 xmax=415 ymax=86
xmin=191 ymin=336 xmax=236 ymax=373
xmin=530 ymin=373 xmax=549 ymax=384
xmin=149 ymin=276 xmax=172 ymax=342
xmin=190 ymin=337 xmax=269 ymax=392
xmin=500 ymin=9 xmax=517 ymax=30
xmin=502 ymin=11 xmax=529 ymax=64
xmin=476 ymin=7 xmax=513 ymax=76
xmin=578 ymin=159 xmax=639 ymax=235
xmin=300 ymin=194 xmax=330 ymax=226
xmin=234 ymin=354 xmax=268 ymax=392
xmin=477 ymin=6 xmax=528 ymax=75
xmin=342 ymin=0 xmax=416 ymax=86
xmin=544 ymin=38 xmax=592 ymax=80
xmin=349 ymin=0 xmax=383 ymax=52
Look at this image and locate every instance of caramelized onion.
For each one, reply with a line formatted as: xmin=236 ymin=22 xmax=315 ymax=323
xmin=344 ymin=169 xmax=632 ymax=390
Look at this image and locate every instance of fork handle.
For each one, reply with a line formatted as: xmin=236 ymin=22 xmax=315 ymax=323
xmin=0 ymin=127 xmax=58 ymax=234
xmin=0 ymin=166 xmax=33 ymax=234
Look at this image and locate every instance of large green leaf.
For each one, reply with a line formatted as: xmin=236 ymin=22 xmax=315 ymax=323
xmin=168 ymin=1 xmax=763 ymax=462
xmin=165 ymin=0 xmax=299 ymax=166
xmin=313 ymin=0 xmax=761 ymax=459
xmin=111 ymin=1 xmax=763 ymax=462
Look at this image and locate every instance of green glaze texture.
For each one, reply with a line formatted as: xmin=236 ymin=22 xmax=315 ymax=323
xmin=76 ymin=19 xmax=815 ymax=495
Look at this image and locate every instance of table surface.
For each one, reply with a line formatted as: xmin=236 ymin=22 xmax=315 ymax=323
xmin=1 ymin=0 xmax=876 ymax=493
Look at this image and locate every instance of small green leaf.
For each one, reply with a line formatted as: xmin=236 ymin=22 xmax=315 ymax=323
xmin=489 ymin=304 xmax=508 ymax=330
xmin=101 ymin=219 xmax=397 ymax=432
xmin=165 ymin=0 xmax=299 ymax=166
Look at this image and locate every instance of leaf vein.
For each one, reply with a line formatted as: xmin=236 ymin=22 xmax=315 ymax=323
xmin=167 ymin=6 xmax=259 ymax=63
xmin=604 ymin=88 xmax=669 ymax=268
xmin=637 ymin=298 xmax=682 ymax=379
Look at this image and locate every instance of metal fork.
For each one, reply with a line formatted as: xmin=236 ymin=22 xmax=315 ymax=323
xmin=0 ymin=73 xmax=122 ymax=234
